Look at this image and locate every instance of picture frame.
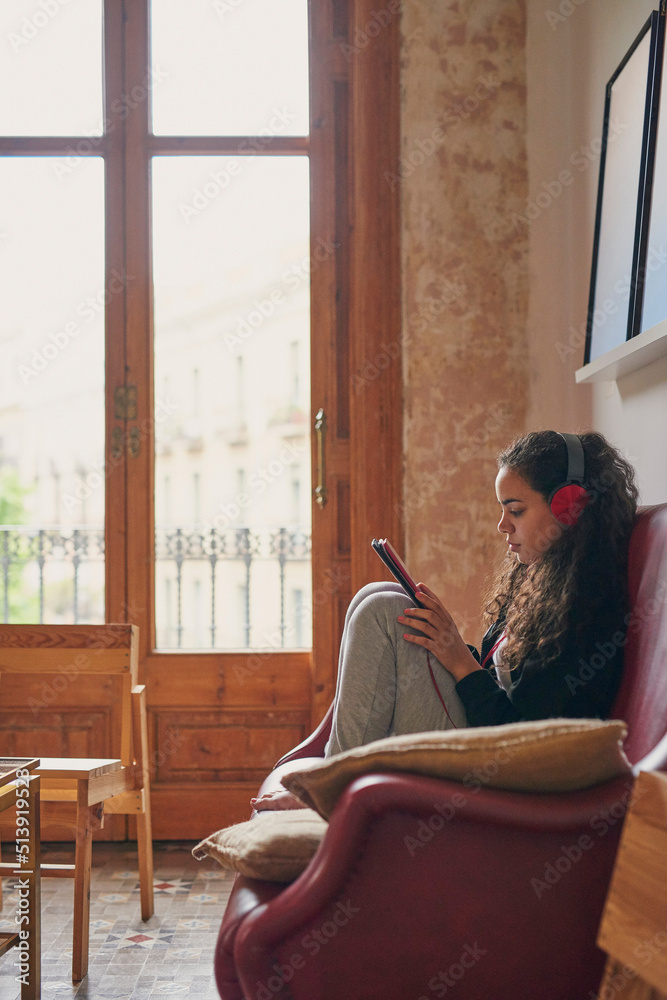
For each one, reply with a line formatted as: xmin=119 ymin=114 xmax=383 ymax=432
xmin=638 ymin=8 xmax=667 ymax=336
xmin=584 ymin=8 xmax=666 ymax=365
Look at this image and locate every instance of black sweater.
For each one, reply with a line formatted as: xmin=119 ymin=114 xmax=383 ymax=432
xmin=455 ymin=613 xmax=626 ymax=727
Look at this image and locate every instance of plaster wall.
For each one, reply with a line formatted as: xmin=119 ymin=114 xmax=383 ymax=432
xmin=401 ymin=0 xmax=530 ymax=642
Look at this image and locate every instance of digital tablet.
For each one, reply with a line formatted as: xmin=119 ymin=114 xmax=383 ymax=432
xmin=371 ymin=538 xmax=424 ymax=607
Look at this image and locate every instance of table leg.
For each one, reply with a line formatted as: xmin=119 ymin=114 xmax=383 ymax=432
xmin=72 ymin=783 xmax=93 ymax=983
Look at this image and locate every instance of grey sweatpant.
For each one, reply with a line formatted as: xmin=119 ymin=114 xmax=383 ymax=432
xmin=325 ymin=582 xmax=468 ymax=756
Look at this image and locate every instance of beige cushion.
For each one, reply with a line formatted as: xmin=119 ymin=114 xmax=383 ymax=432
xmin=281 ymin=718 xmax=631 ymax=819
xmin=192 ymin=807 xmax=328 ymax=882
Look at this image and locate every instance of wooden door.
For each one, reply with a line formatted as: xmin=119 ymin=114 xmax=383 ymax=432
xmin=0 ymin=0 xmax=402 ymax=841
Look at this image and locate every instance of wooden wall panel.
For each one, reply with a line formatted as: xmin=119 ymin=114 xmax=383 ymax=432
xmin=149 ymin=784 xmax=261 ymax=839
xmin=153 ymin=710 xmax=308 ymax=783
xmin=144 ymin=652 xmax=311 ymax=709
xmin=142 ymin=654 xmax=312 ymax=832
xmin=146 ymin=706 xmax=310 ymax=837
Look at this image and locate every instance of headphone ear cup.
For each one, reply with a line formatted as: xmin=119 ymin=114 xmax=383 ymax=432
xmin=550 ymin=484 xmax=591 ymax=526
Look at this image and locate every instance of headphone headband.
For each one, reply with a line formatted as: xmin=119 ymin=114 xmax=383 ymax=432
xmin=557 ymin=432 xmax=586 ymax=485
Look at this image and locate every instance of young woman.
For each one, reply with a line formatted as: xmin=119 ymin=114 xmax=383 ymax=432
xmin=254 ymin=429 xmax=638 ymax=808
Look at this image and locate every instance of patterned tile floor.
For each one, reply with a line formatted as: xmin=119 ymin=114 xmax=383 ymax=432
xmin=0 ymin=841 xmax=233 ymax=999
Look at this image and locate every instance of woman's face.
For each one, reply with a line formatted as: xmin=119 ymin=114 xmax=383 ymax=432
xmin=495 ymin=466 xmax=563 ymax=565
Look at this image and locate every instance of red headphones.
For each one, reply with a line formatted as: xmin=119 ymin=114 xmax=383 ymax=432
xmin=549 ymin=433 xmax=591 ymax=526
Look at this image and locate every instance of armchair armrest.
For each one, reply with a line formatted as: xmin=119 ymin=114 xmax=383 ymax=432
xmin=216 ymin=878 xmax=286 ymax=1000
xmin=254 ymin=757 xmax=324 ymax=801
xmin=273 ymin=704 xmax=333 ymax=768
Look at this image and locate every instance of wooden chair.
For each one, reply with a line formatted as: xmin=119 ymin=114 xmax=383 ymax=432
xmin=0 ymin=624 xmax=154 ymax=981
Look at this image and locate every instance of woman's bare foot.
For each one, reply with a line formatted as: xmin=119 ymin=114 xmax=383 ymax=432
xmin=251 ymin=788 xmax=303 ymax=811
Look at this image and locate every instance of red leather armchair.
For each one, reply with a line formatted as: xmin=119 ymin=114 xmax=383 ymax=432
xmin=214 ymin=505 xmax=667 ymax=1000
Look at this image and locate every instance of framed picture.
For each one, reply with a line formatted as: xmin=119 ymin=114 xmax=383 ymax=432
xmin=584 ymin=9 xmax=666 ymax=365
xmin=638 ymin=9 xmax=667 ymax=336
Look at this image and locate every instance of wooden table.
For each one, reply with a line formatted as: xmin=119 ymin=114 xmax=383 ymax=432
xmin=0 ymin=757 xmax=41 ymax=1000
xmin=597 ymin=770 xmax=667 ymax=999
xmin=35 ymin=757 xmax=124 ymax=982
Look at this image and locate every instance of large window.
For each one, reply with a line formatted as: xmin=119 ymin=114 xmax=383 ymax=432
xmin=0 ymin=0 xmax=312 ymax=650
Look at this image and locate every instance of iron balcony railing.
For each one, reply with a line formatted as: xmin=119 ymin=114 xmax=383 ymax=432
xmin=0 ymin=525 xmax=311 ymax=649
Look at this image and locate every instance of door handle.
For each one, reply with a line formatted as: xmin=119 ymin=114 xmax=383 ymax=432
xmin=314 ymin=407 xmax=327 ymax=508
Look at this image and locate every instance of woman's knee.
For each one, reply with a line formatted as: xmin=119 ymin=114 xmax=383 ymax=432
xmin=355 ymin=581 xmax=403 ymax=601
xmin=345 ymin=582 xmax=404 ymax=622
xmin=351 ymin=588 xmax=406 ymax=627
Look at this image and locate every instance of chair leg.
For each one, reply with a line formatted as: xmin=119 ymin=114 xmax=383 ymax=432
xmin=72 ymin=790 xmax=95 ymax=982
xmin=131 ymin=684 xmax=154 ymax=920
xmin=136 ymin=803 xmax=154 ymax=921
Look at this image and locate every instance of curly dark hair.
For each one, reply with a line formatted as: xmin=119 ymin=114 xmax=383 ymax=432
xmin=484 ymin=430 xmax=639 ymax=674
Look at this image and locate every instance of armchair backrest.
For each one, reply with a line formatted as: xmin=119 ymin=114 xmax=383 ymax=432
xmin=610 ymin=504 xmax=667 ymax=766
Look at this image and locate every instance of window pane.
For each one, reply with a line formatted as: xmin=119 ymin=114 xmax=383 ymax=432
xmin=0 ymin=158 xmax=105 ymax=623
xmin=151 ymin=0 xmax=309 ymax=136
xmin=152 ymin=155 xmax=312 ymax=649
xmin=0 ymin=0 xmax=103 ymax=136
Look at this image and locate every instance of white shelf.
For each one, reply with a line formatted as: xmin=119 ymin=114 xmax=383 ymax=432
xmin=575 ymin=318 xmax=667 ymax=383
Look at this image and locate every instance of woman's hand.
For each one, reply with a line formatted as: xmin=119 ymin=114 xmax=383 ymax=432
xmin=397 ymin=583 xmax=481 ymax=683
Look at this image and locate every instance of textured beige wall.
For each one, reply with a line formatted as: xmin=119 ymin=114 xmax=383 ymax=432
xmin=400 ymin=0 xmax=530 ymax=643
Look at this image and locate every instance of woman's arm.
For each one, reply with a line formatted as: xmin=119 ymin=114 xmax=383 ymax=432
xmin=399 ymin=584 xmax=625 ymax=726
xmin=455 ymin=629 xmax=625 ymax=727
